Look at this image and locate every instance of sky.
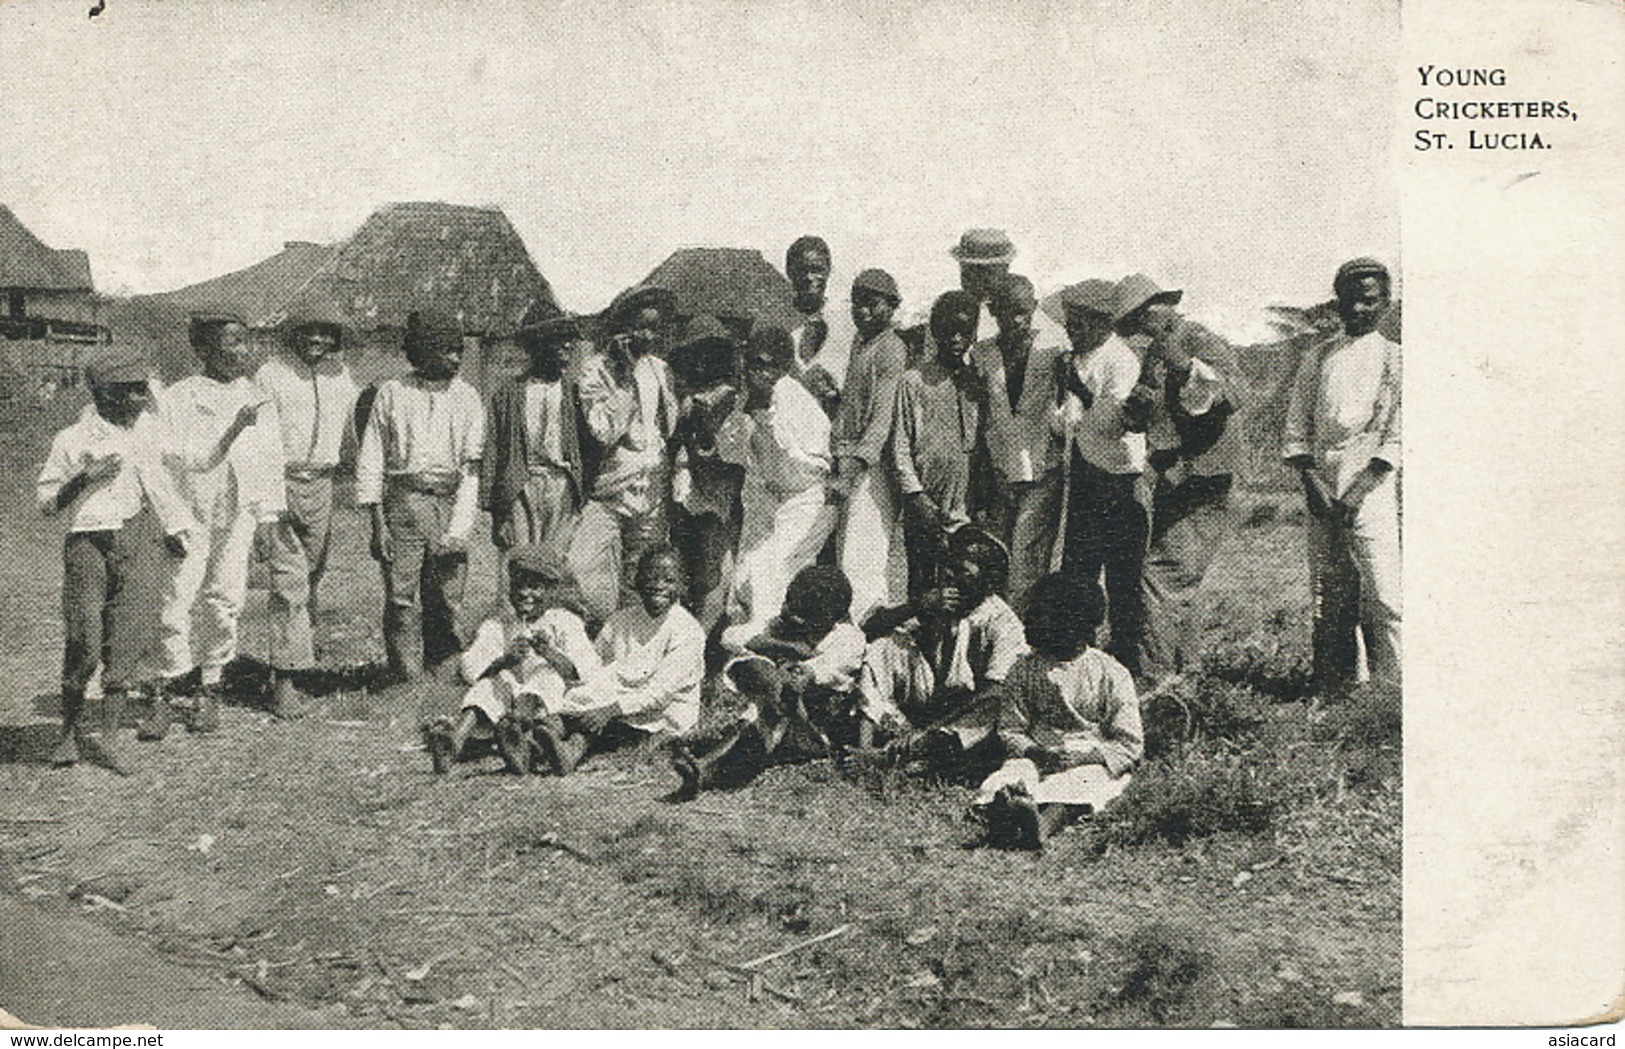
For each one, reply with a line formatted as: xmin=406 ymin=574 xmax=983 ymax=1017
xmin=0 ymin=0 xmax=1399 ymax=342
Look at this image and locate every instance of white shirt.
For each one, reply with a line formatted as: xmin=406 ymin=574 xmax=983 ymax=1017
xmin=459 ymin=607 xmax=600 ymax=692
xmin=748 ymin=375 xmax=832 ymax=498
xmin=570 ymin=603 xmax=706 ymax=736
xmin=158 ymin=374 xmax=286 ymax=523
xmin=1282 ymin=330 xmax=1402 ymax=496
xmin=354 ymin=375 xmax=486 ymax=503
xmin=1056 ymin=335 xmax=1147 ymax=475
xmin=255 ymin=353 xmax=360 ymax=469
xmin=37 ymin=405 xmax=191 ymax=535
xmin=578 ymin=353 xmax=677 ymax=514
xmin=791 ymin=302 xmax=857 ymax=392
xmin=523 ymin=379 xmax=569 ymax=468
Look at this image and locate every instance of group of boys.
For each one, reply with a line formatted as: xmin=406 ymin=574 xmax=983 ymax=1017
xmin=37 ymin=234 xmax=1401 ymax=847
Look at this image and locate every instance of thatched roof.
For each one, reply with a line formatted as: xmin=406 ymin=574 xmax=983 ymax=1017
xmin=268 ymin=202 xmax=555 ymax=334
xmin=0 ymin=204 xmax=93 ymax=292
xmin=640 ymin=247 xmax=800 ymax=332
xmin=144 ymin=240 xmax=334 ymax=322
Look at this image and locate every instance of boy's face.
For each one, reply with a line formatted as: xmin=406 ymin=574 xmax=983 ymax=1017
xmin=789 ymin=251 xmax=831 ymax=313
xmin=743 ymin=346 xmax=785 ymax=405
xmin=201 ymin=322 xmax=252 ymax=380
xmin=850 ymin=288 xmax=896 ymax=340
xmin=1127 ymin=302 xmax=1181 ymax=350
xmin=91 ymin=380 xmax=151 ymax=428
xmin=932 ymin=305 xmax=978 ymax=367
xmin=411 ymin=333 xmax=464 ymax=380
xmin=991 ymin=291 xmax=1037 ymax=342
xmin=527 ymin=335 xmax=566 ymax=378
xmin=509 ymin=571 xmax=554 ymax=620
xmin=947 ymin=548 xmax=992 ymax=605
xmin=1337 ymin=276 xmax=1391 ymax=338
xmin=293 ymin=328 xmax=338 ymax=368
xmin=1064 ymin=308 xmax=1113 ymax=354
xmin=635 ymin=555 xmax=681 ymax=617
xmin=619 ymin=306 xmax=665 ymax=358
xmin=959 ymin=262 xmax=1006 ymax=302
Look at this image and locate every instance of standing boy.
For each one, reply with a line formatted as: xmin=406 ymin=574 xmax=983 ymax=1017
xmin=785 ymin=235 xmax=854 ymax=419
xmin=571 ymin=285 xmax=680 ymax=623
xmin=1283 ymin=258 xmax=1401 ymax=689
xmin=481 ymin=304 xmax=588 ymax=570
xmin=971 ymin=274 xmax=1067 ymax=614
xmin=255 ymin=318 xmax=359 ymax=717
xmin=1048 ymin=280 xmax=1151 ymax=677
xmin=890 ymin=290 xmax=983 ymax=601
xmin=155 ymin=310 xmax=285 ymax=732
xmin=38 ymin=349 xmax=192 ymax=771
xmin=830 ymin=268 xmax=909 ymax=625
xmin=356 ymin=309 xmax=486 ymax=682
xmin=726 ymin=325 xmax=838 ymax=639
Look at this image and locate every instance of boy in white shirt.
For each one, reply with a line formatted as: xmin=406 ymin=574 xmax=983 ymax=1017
xmin=356 ymin=309 xmax=487 ymax=682
xmin=38 ymin=348 xmax=191 ymax=771
xmin=255 ymin=318 xmax=359 ymax=718
xmin=154 ymin=311 xmax=284 ymax=734
xmin=1283 ymin=258 xmax=1402 ymax=689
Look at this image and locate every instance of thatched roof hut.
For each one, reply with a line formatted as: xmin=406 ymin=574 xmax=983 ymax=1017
xmin=639 ymin=247 xmax=800 ymax=337
xmin=0 ymin=204 xmax=92 ymax=295
xmin=267 ymin=202 xmax=555 ymax=336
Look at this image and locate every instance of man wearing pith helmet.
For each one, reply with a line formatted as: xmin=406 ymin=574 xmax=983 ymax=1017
xmin=1282 ymin=257 xmax=1401 ymax=690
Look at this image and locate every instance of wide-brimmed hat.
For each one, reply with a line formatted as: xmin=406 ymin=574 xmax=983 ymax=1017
xmin=1040 ymin=279 xmax=1118 ymax=327
xmin=514 ymin=300 xmax=581 ymax=344
xmin=82 ymin=346 xmax=152 ymax=387
xmin=605 ymin=284 xmax=678 ymax=328
xmin=949 ymin=228 xmax=1017 ymax=266
xmin=1113 ymin=274 xmax=1183 ymax=324
xmin=851 ymin=268 xmax=900 ymax=304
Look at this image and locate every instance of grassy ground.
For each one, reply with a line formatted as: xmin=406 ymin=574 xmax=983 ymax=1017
xmin=0 ymin=393 xmax=1398 ymax=1028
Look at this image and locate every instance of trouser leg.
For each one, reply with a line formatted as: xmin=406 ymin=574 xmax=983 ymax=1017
xmin=156 ymin=512 xmax=211 ymax=680
xmin=1099 ymin=475 xmax=1150 ymax=677
xmin=838 ymin=466 xmax=906 ymax=625
xmin=1350 ymin=477 xmax=1402 ymax=687
xmin=568 ymin=499 xmax=624 ymax=625
xmin=382 ymin=489 xmax=428 ymax=679
xmin=1007 ymin=467 xmax=1064 ymax=615
xmin=61 ymin=530 xmax=110 ymax=700
xmin=1140 ymin=476 xmax=1232 ymax=681
xmin=267 ymin=475 xmax=332 ymax=672
xmin=422 ymin=544 xmax=469 ymax=670
xmin=196 ymin=508 xmax=258 ymax=685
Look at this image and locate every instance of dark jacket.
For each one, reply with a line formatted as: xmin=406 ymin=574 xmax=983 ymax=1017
xmin=480 ymin=376 xmax=589 ymax=515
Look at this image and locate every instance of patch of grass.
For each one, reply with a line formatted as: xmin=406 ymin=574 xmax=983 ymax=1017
xmin=1200 ymin=640 xmax=1314 ymax=702
xmin=1099 ymin=923 xmax=1214 ymax=1024
xmin=1098 ymin=747 xmax=1284 ymax=846
xmin=1143 ymin=677 xmax=1271 ymax=757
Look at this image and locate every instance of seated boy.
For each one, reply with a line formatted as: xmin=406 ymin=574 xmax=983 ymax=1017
xmin=856 ymin=524 xmax=1028 ymax=764
xmin=422 ymin=545 xmax=598 ymax=774
xmin=534 ymin=546 xmax=705 ymax=774
xmin=670 ymin=564 xmax=866 ymax=799
xmin=972 ymin=571 xmax=1144 ymax=850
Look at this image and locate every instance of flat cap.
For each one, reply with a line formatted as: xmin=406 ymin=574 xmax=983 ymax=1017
xmin=507 ymin=544 xmax=569 ymax=582
xmin=82 ymin=346 xmax=152 ymax=387
xmin=1334 ymin=257 xmax=1391 ymax=290
xmin=851 ymin=268 xmax=900 ymax=303
xmin=1040 ymin=279 xmax=1118 ymax=326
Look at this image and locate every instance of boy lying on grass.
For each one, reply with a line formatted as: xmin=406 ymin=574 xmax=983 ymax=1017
xmin=670 ymin=564 xmax=866 ymax=799
xmin=972 ymin=570 xmax=1144 ymax=850
xmin=528 ymin=546 xmax=706 ymax=775
xmin=422 ymin=545 xmax=598 ymax=774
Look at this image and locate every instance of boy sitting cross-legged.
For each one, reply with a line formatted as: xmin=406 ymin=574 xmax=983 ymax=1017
xmin=972 ymin=570 xmax=1144 ymax=850
xmin=422 ymin=544 xmax=599 ymax=774
xmin=532 ymin=545 xmax=706 ymax=775
xmin=670 ymin=564 xmax=867 ymax=800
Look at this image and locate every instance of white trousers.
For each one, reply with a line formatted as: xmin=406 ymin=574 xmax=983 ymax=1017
xmin=972 ymin=757 xmax=1133 ymax=811
xmin=836 ymin=466 xmax=907 ymax=625
xmin=729 ymin=484 xmax=838 ymax=636
xmin=157 ymin=505 xmax=258 ymax=684
xmin=1306 ymin=473 xmax=1402 ymax=686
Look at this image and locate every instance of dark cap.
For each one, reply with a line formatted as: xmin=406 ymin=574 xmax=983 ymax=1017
xmin=746 ymin=324 xmax=796 ymax=369
xmin=1113 ymin=274 xmax=1183 ymax=324
xmin=1334 ymin=257 xmax=1391 ymax=292
xmin=82 ymin=346 xmax=152 ymax=387
xmin=1040 ymin=280 xmax=1118 ymax=326
xmin=507 ymin=544 xmax=569 ymax=582
xmin=676 ymin=313 xmax=731 ymax=351
xmin=514 ymin=300 xmax=581 ymax=344
xmin=851 ymin=268 xmax=900 ymax=304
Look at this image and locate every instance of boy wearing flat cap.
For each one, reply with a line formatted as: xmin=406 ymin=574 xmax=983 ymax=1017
xmin=38 ymin=348 xmax=191 ymax=771
xmin=1283 ymin=258 xmax=1401 ymax=689
xmin=153 ymin=310 xmax=285 ymax=733
xmin=831 ymin=268 xmax=909 ymax=623
xmin=256 ymin=317 xmax=359 ymax=718
xmin=356 ymin=309 xmax=486 ymax=682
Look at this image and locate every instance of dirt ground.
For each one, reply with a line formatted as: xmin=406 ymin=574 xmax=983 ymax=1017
xmin=0 ymin=394 xmax=1399 ymax=1029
